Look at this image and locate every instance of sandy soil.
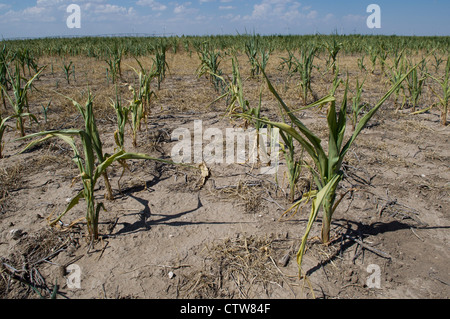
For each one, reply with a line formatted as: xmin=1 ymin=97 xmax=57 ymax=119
xmin=0 ymin=52 xmax=449 ymax=299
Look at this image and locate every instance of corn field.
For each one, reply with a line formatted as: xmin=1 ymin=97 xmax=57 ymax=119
xmin=0 ymin=34 xmax=449 ymax=299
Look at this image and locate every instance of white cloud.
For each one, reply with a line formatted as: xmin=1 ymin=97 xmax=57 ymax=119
xmin=0 ymin=0 xmax=136 ymax=33
xmin=173 ymin=2 xmax=198 ymax=15
xmin=136 ymin=0 xmax=167 ymax=11
xmin=243 ymin=0 xmax=314 ymax=23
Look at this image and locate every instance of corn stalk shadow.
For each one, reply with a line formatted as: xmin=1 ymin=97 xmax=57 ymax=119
xmin=304 ymin=219 xmax=450 ymax=277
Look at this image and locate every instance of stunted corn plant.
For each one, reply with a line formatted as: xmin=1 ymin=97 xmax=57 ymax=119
xmin=376 ymin=43 xmax=389 ymax=75
xmin=105 ymin=46 xmax=124 ymax=84
xmin=240 ymin=61 xmax=418 ymax=277
xmin=388 ymin=55 xmax=408 ymax=111
xmin=63 ymin=91 xmax=115 ymax=200
xmin=111 ymin=86 xmax=129 ymax=151
xmin=0 ymin=61 xmax=44 ymax=137
xmin=18 ymin=97 xmax=181 ymax=241
xmin=351 ymin=76 xmax=368 ymax=132
xmin=367 ymin=45 xmax=378 ymax=74
xmin=0 ymin=112 xmax=11 ymax=158
xmin=279 ymin=47 xmax=317 ymax=104
xmin=259 ymin=47 xmax=272 ymax=76
xmin=61 ymin=60 xmax=74 ymax=85
xmin=406 ymin=61 xmax=427 ymax=112
xmin=323 ymin=36 xmax=342 ymax=74
xmin=132 ymin=58 xmax=157 ymax=117
xmin=196 ymin=42 xmax=226 ymax=94
xmin=16 ymin=48 xmax=39 ymax=77
xmin=279 ymin=125 xmax=304 ymax=203
xmin=19 ymin=129 xmax=177 ymax=241
xmin=210 ymin=56 xmax=248 ymax=116
xmin=41 ymin=100 xmax=51 ymax=124
xmin=357 ymin=55 xmax=366 ymax=73
xmin=110 ymin=87 xmax=131 ymax=193
xmin=128 ymin=85 xmax=145 ymax=148
xmin=296 ymin=46 xmax=317 ymax=105
xmin=279 ymin=50 xmax=298 ymax=75
xmin=432 ymin=51 xmax=444 ymax=73
xmin=245 ymin=33 xmax=266 ymax=77
xmin=427 ymin=56 xmax=449 ymax=125
xmin=0 ymin=45 xmax=11 ymax=109
xmin=212 ymin=56 xmax=267 ymax=165
xmin=153 ymin=42 xmax=169 ymax=90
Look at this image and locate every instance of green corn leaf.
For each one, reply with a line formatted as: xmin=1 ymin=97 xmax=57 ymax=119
xmin=296 ymin=172 xmax=342 ymax=277
xmin=338 ymin=62 xmax=419 ymax=167
xmin=49 ymin=190 xmax=84 ymax=226
xmin=260 ymin=66 xmax=332 ymax=178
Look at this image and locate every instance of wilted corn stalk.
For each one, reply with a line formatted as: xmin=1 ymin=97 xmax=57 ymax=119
xmin=17 ymin=89 xmax=185 ymax=240
xmin=259 ymin=47 xmax=272 ymax=75
xmin=110 ymin=87 xmax=131 ymax=192
xmin=279 ymin=50 xmax=298 ymax=75
xmin=323 ymin=36 xmax=342 ymax=74
xmin=0 ymin=61 xmax=44 ymax=137
xmin=0 ymin=112 xmax=12 ymax=158
xmin=62 ymin=91 xmax=115 ymax=201
xmin=128 ymin=85 xmax=145 ymax=148
xmin=153 ymin=42 xmax=169 ymax=90
xmin=296 ymin=46 xmax=317 ymax=105
xmin=19 ymin=128 xmax=176 ymax=241
xmin=432 ymin=51 xmax=444 ymax=73
xmin=357 ymin=55 xmax=366 ymax=73
xmin=196 ymin=42 xmax=226 ymax=94
xmin=279 ymin=128 xmax=304 ymax=203
xmin=351 ymin=76 xmax=368 ymax=131
xmin=388 ymin=55 xmax=407 ymax=111
xmin=61 ymin=60 xmax=74 ymax=85
xmin=0 ymin=45 xmax=11 ymax=109
xmin=111 ymin=86 xmax=129 ymax=151
xmin=16 ymin=48 xmax=39 ymax=77
xmin=105 ymin=46 xmax=123 ymax=84
xmin=132 ymin=58 xmax=157 ymax=117
xmin=212 ymin=56 xmax=267 ymax=164
xmin=406 ymin=61 xmax=427 ymax=112
xmin=210 ymin=56 xmax=248 ymax=116
xmin=245 ymin=33 xmax=261 ymax=77
xmin=427 ymin=56 xmax=449 ymax=125
xmin=367 ymin=45 xmax=377 ymax=74
xmin=241 ymin=61 xmax=417 ymax=277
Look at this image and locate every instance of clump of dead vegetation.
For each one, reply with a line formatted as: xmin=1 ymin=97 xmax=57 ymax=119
xmin=176 ymin=234 xmax=301 ymax=299
xmin=0 ymin=228 xmax=80 ymax=298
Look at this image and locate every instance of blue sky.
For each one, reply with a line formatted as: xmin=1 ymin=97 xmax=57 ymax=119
xmin=0 ymin=0 xmax=449 ymax=39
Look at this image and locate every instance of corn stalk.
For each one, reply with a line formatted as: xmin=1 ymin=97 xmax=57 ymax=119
xmin=406 ymin=64 xmax=427 ymax=112
xmin=153 ymin=42 xmax=169 ymax=90
xmin=323 ymin=36 xmax=342 ymax=74
xmin=0 ymin=113 xmax=14 ymax=158
xmin=57 ymin=91 xmax=115 ymax=201
xmin=196 ymin=42 xmax=226 ymax=94
xmin=427 ymin=56 xmax=449 ymax=125
xmin=110 ymin=86 xmax=129 ymax=151
xmin=0 ymin=45 xmax=11 ymax=110
xmin=0 ymin=62 xmax=44 ymax=137
xmin=292 ymin=46 xmax=317 ymax=105
xmin=239 ymin=61 xmax=418 ymax=276
xmin=351 ymin=76 xmax=368 ymax=131
xmin=132 ymin=58 xmax=157 ymax=118
xmin=128 ymin=85 xmax=145 ymax=148
xmin=18 ymin=129 xmax=176 ymax=241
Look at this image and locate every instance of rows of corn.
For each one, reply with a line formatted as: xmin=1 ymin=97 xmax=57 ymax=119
xmin=0 ymin=34 xmax=449 ymax=277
